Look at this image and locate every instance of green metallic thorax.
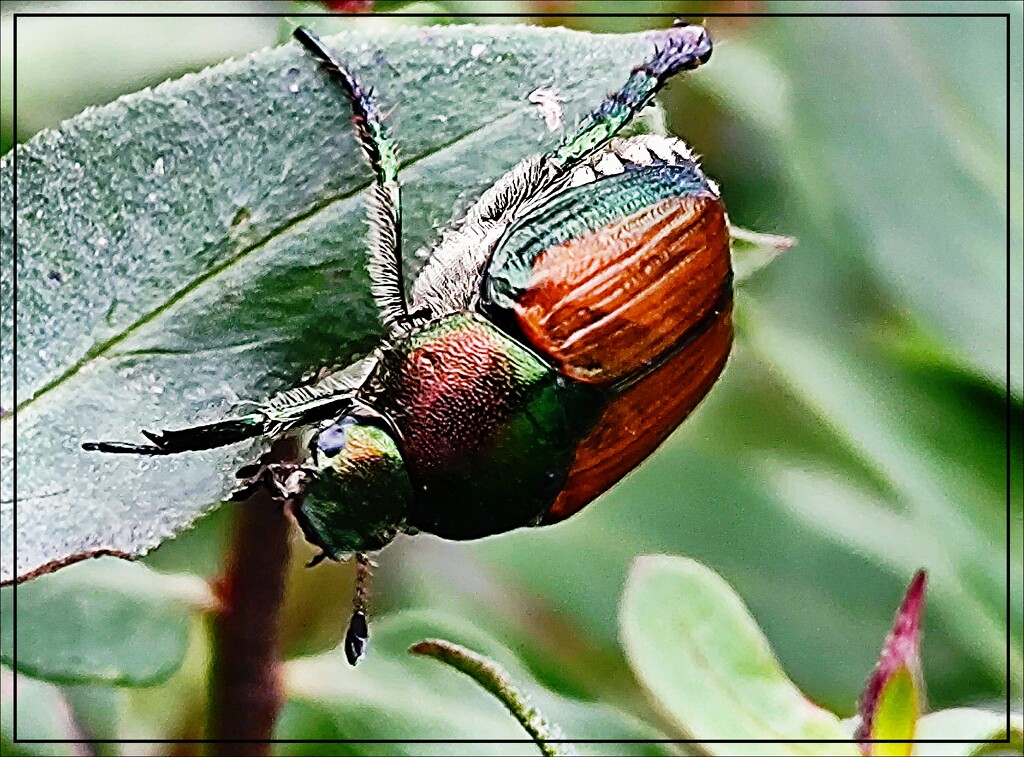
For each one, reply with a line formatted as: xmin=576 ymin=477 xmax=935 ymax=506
xmin=372 ymin=313 xmax=601 ymax=540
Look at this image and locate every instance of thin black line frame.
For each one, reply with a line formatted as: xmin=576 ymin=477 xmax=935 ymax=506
xmin=6 ymin=5 xmax=1018 ymax=750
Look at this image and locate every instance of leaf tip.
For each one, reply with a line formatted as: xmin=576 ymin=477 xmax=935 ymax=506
xmin=855 ymin=569 xmax=928 ymax=751
xmin=898 ymin=569 xmax=927 ymax=633
xmin=729 ymin=225 xmax=796 ymax=284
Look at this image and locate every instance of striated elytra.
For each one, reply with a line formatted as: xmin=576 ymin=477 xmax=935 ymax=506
xmin=84 ymin=22 xmax=731 ymax=661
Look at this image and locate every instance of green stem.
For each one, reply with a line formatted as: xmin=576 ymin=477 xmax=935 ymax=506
xmin=410 ymin=639 xmax=574 ymax=757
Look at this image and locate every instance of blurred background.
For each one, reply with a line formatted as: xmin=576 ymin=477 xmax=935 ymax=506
xmin=1 ymin=0 xmax=1020 ymax=753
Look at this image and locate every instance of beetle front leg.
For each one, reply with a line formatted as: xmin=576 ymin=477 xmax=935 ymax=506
xmin=83 ymin=412 xmax=271 ymax=456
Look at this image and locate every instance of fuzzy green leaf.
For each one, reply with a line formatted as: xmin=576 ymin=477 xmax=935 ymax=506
xmin=619 ymin=555 xmax=857 ymax=756
xmin=1 ymin=25 xmax=677 ymax=584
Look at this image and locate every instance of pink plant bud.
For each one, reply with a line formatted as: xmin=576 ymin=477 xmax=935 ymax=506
xmin=854 ymin=570 xmax=927 ymax=751
xmin=324 ymin=0 xmax=373 ymax=12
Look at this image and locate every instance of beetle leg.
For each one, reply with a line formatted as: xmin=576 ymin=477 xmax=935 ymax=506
xmin=293 ymin=27 xmax=410 ymax=336
xmin=230 ymin=462 xmax=314 ymax=502
xmin=83 ymin=362 xmax=371 ymax=458
xmin=83 ymin=413 xmax=270 ymax=455
xmin=552 ymin=22 xmax=712 ymax=167
xmin=344 ymin=552 xmax=373 ymax=665
xmin=306 ymin=550 xmax=333 ymax=568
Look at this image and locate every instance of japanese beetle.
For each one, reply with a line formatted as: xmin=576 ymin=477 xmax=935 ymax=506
xmin=84 ymin=23 xmax=730 ymax=663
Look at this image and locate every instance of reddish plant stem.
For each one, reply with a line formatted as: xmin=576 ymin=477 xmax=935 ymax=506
xmin=207 ymin=464 xmax=294 ymax=755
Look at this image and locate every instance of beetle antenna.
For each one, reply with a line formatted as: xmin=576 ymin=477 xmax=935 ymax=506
xmin=293 ymin=27 xmax=410 ymax=335
xmin=552 ymin=23 xmax=712 ymax=167
xmin=344 ymin=552 xmax=372 ymax=665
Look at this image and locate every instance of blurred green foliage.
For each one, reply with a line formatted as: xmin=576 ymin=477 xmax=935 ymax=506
xmin=1 ymin=0 xmax=1020 ymax=753
xmin=407 ymin=557 xmax=1020 ymax=755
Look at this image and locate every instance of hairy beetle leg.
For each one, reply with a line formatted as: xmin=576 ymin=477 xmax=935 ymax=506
xmin=553 ymin=22 xmax=712 ymax=168
xmin=293 ymin=26 xmax=409 ymax=336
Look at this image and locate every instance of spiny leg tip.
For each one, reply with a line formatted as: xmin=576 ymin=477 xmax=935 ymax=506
xmin=344 ymin=610 xmax=369 ymax=666
xmin=306 ymin=551 xmax=330 ymax=569
xmin=645 ymin=23 xmax=712 ymax=75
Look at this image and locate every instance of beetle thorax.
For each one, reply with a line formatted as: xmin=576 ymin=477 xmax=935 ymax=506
xmin=367 ymin=312 xmax=598 ymax=540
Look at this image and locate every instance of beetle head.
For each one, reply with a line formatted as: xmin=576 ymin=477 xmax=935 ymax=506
xmin=293 ymin=417 xmax=413 ymax=559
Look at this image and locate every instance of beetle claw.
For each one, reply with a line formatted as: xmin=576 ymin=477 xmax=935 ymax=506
xmin=234 ymin=462 xmax=262 ymax=479
xmin=344 ymin=609 xmax=369 ymax=666
xmin=306 ymin=550 xmax=332 ymax=568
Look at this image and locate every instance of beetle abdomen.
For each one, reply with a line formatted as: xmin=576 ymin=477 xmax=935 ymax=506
xmin=484 ymin=156 xmax=730 ymax=385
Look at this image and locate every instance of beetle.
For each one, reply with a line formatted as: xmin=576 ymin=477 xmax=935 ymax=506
xmin=84 ymin=23 xmax=731 ymax=664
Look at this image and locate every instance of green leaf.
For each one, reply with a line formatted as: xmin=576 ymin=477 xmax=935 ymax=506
xmin=756 ymin=6 xmax=1020 ymax=396
xmin=915 ymin=708 xmax=1024 ymax=756
xmin=1 ymin=24 xmax=678 ymax=584
xmin=619 ymin=555 xmax=857 ymax=756
xmin=869 ymin=668 xmax=917 ymax=756
xmin=0 ymin=558 xmax=209 ymax=685
xmin=739 ymin=311 xmax=1021 ymax=695
xmin=277 ymin=610 xmax=675 ymax=756
xmin=0 ymin=666 xmax=86 ymax=755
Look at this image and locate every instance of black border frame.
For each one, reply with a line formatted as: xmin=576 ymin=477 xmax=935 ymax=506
xmin=6 ymin=4 xmax=1018 ymax=750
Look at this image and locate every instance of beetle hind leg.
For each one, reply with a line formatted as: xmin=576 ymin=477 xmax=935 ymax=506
xmin=293 ymin=27 xmax=410 ymax=336
xmin=344 ymin=553 xmax=373 ymax=665
xmin=552 ymin=22 xmax=712 ymax=167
